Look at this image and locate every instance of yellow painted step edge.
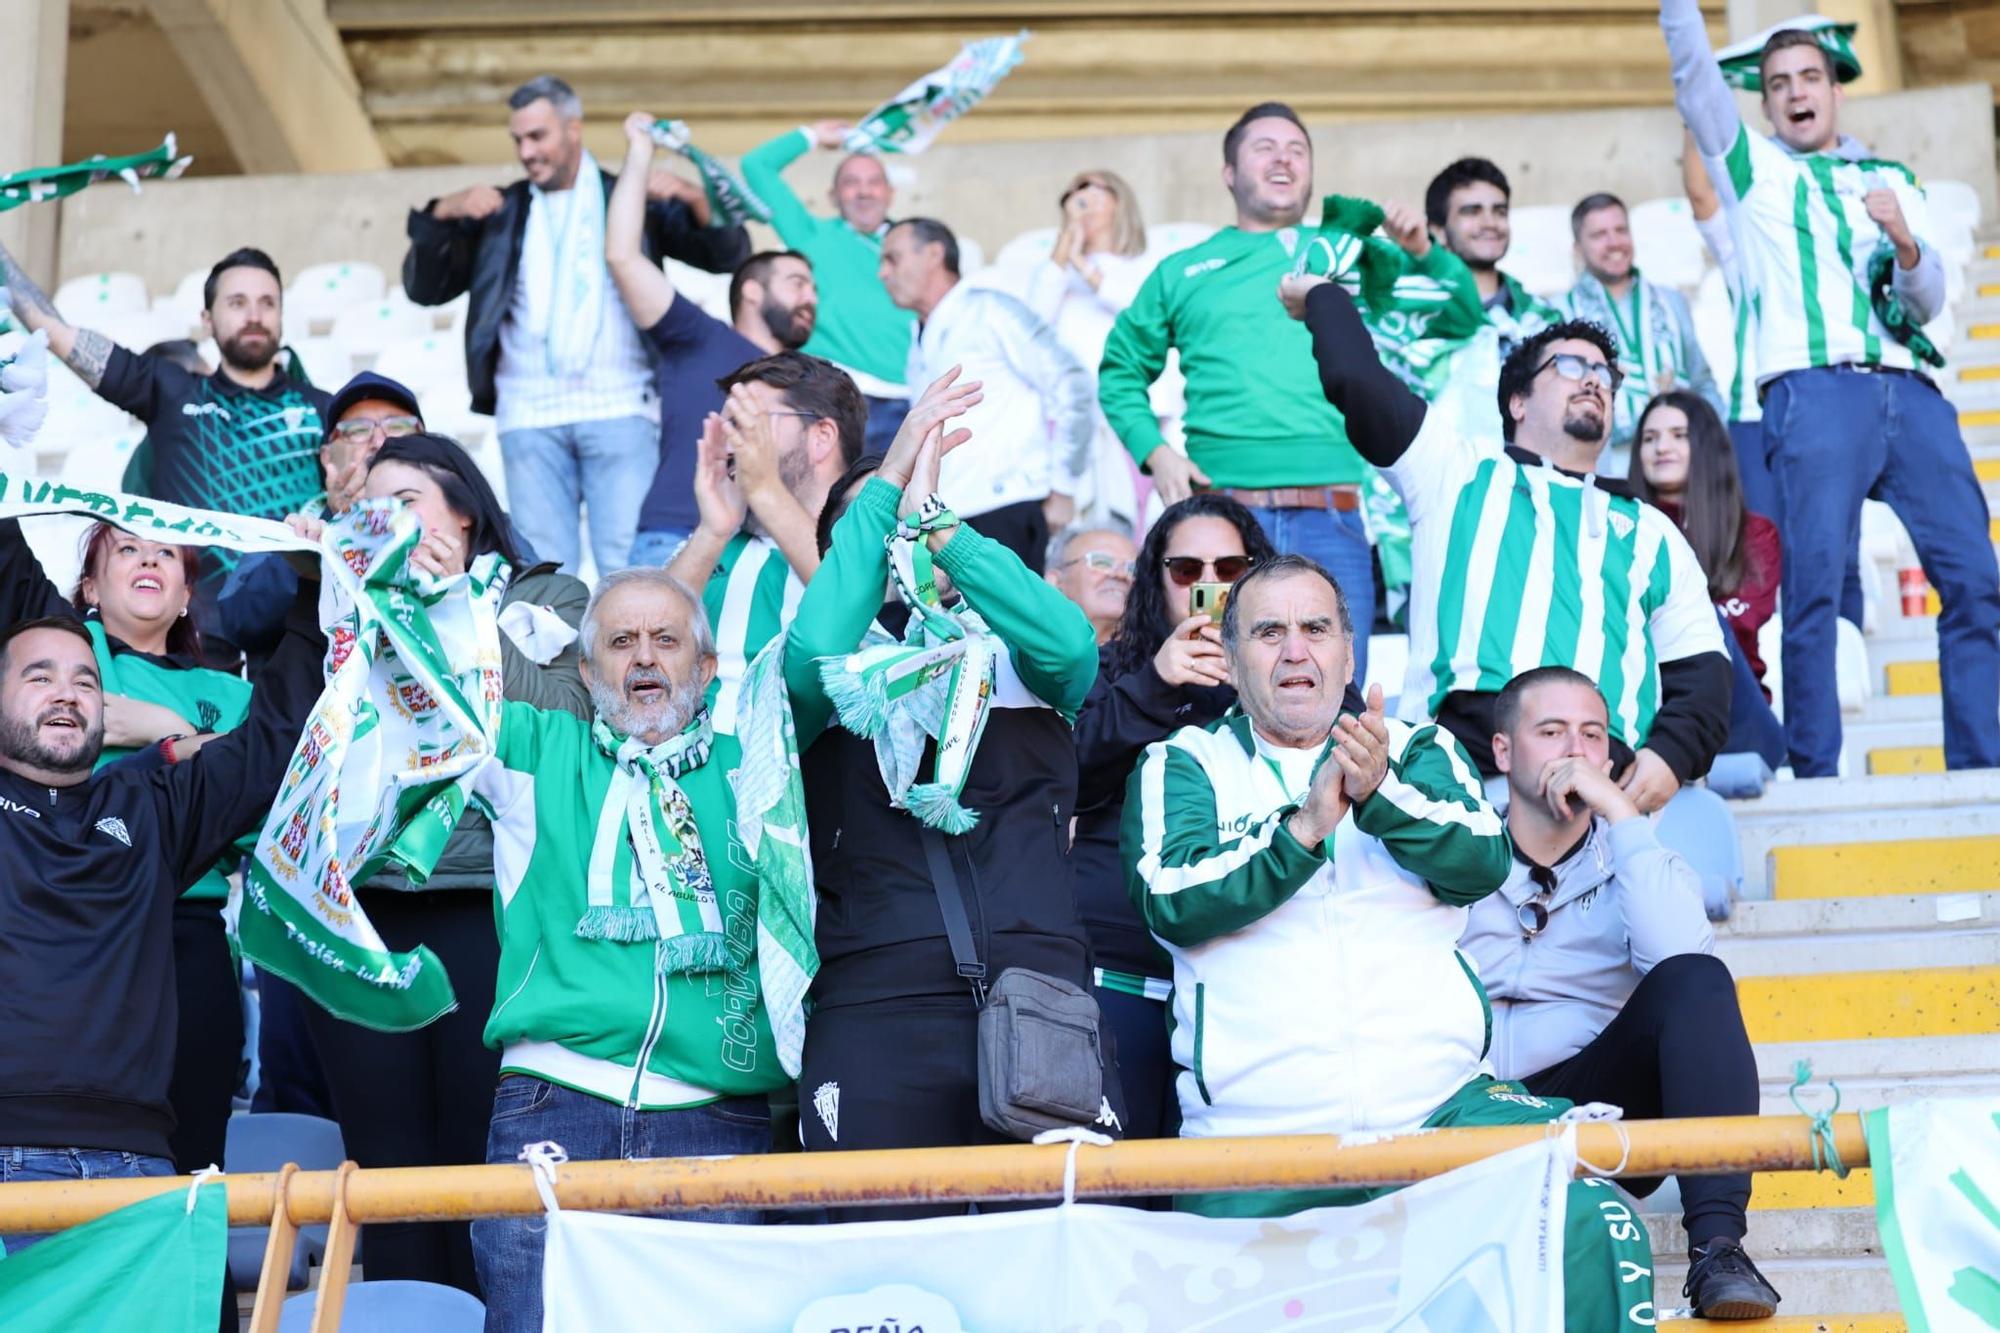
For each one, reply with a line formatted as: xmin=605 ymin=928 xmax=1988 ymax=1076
xmin=1979 ymin=455 xmax=2000 ymax=480
xmin=1737 ymin=965 xmax=2000 ymax=1042
xmin=1772 ymin=834 xmax=2000 ymax=897
xmin=1975 ymin=322 xmax=2000 ymax=340
xmin=1966 ymin=362 xmax=2000 ymax=381
xmin=1751 ymin=1166 xmax=1874 ymax=1211
xmin=1884 ymin=659 xmax=1941 ymax=696
xmin=1867 ymin=744 xmax=1943 ymax=775
xmin=1970 ymin=411 xmax=2000 ymax=432
xmin=1661 ymin=1319 xmax=1903 ymax=1332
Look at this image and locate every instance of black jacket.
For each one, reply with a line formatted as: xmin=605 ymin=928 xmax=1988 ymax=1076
xmin=402 ymin=174 xmax=751 ymax=415
xmin=0 ymin=527 xmax=325 ymax=1158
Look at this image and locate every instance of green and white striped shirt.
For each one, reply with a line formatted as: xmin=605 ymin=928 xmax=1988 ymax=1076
xmin=1387 ymin=413 xmax=1724 ymax=749
xmin=702 ymin=532 xmax=805 ymax=735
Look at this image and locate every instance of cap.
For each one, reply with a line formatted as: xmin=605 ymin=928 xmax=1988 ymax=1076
xmin=323 ymin=370 xmax=424 ymax=441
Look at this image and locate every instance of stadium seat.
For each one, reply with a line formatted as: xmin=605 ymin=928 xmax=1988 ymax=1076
xmin=277 ymin=1281 xmax=485 ymax=1333
xmin=225 ymin=1112 xmax=346 ymax=1292
xmin=331 ymin=300 xmax=438 ymax=364
xmin=662 ymin=258 xmax=732 ymax=323
xmin=287 ymin=261 xmax=389 ymax=332
xmin=373 ymin=332 xmax=469 ymax=397
xmin=288 ymin=336 xmax=355 ymax=393
xmin=992 ymin=225 xmax=1058 ymax=278
xmin=57 ymin=421 xmax=145 ymax=491
xmin=1926 ymin=178 xmax=1980 ymax=244
xmin=1501 ymin=205 xmax=1575 ymax=298
xmin=154 ymin=267 xmax=210 ymax=335
xmin=1145 ymin=221 xmax=1217 ymax=258
xmin=957 ymin=234 xmax=987 ymax=276
xmin=97 ymin=308 xmax=195 ymax=354
xmin=52 ymin=271 xmax=149 ymax=323
xmin=1627 ymin=197 xmax=1708 ymax=292
xmin=1690 ymin=268 xmax=1736 ymax=393
xmin=1655 ymin=785 xmax=1743 ymax=918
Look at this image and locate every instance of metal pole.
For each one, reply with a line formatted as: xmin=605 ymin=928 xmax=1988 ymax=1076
xmin=0 ymin=1113 xmax=1870 ymax=1233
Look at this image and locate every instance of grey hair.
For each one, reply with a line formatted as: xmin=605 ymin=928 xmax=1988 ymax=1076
xmin=1045 ymin=520 xmax=1135 ymax=573
xmin=508 ymin=75 xmax=582 ymax=119
xmin=579 ymin=567 xmax=715 ymax=663
xmin=1218 ymin=553 xmax=1353 ymax=649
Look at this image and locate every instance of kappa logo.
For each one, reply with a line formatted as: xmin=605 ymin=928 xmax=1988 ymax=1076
xmin=812 ymin=1081 xmax=840 ymax=1143
xmin=94 ymin=816 xmax=132 ymax=847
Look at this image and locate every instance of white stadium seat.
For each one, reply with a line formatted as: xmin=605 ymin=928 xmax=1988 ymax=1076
xmin=53 ymin=271 xmax=149 ymax=323
xmin=662 ymin=259 xmax=731 ymax=324
xmin=1146 ymin=221 xmax=1217 ymax=258
xmin=1690 ymin=267 xmax=1736 ymax=391
xmin=1502 ymin=205 xmax=1575 ymax=299
xmin=286 ymin=261 xmax=388 ymax=331
xmin=373 ymin=332 xmax=469 ymax=397
xmin=97 ymin=308 xmax=195 ymax=354
xmin=1628 ymin=196 xmax=1708 ymax=292
xmin=957 ymin=235 xmax=987 ymax=276
xmin=288 ymin=336 xmax=354 ymax=392
xmin=330 ymin=300 xmax=437 ymax=363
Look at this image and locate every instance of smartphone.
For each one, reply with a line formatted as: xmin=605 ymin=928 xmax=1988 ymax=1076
xmin=1189 ymin=581 xmax=1231 ymax=626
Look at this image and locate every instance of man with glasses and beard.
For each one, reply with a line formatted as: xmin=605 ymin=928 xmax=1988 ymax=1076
xmin=1285 ymin=275 xmax=1730 ymax=813
xmin=664 ymin=352 xmax=865 ymax=734
xmin=609 ymin=111 xmax=823 ymax=568
xmin=1 ymin=244 xmax=331 ymax=635
xmin=466 ymin=567 xmax=799 ymax=1333
xmin=1460 ymin=666 xmax=1775 ymax=1321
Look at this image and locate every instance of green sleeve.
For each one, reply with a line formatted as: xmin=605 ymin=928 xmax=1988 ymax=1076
xmin=739 ymin=128 xmax=825 ymax=250
xmin=1408 ymin=244 xmax=1488 ymax=342
xmin=499 ymin=574 xmax=591 ymax=720
xmin=781 ymin=475 xmax=901 ymax=745
xmin=1097 ymin=261 xmax=1172 ymax=465
xmin=1122 ymin=740 xmax=1324 ymax=947
xmin=932 ymin=522 xmax=1098 ymax=720
xmin=1351 ymin=723 xmax=1510 ymax=905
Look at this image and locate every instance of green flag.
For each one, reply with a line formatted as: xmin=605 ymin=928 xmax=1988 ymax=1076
xmin=0 ymin=1183 xmax=226 ymax=1331
xmin=0 ymin=135 xmax=190 ymax=213
xmin=1867 ymin=1098 xmax=2000 ymax=1329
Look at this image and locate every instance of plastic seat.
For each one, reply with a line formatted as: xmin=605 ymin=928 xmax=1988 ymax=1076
xmin=661 ymin=258 xmax=732 ymax=323
xmin=53 ymin=271 xmax=149 ymax=323
xmin=1655 ymin=785 xmax=1743 ymax=916
xmin=1145 ymin=221 xmax=1218 ymax=258
xmin=330 ymin=300 xmax=437 ymax=364
xmin=225 ymin=1112 xmax=347 ymax=1292
xmin=288 ymin=336 xmax=355 ymax=393
xmin=1628 ymin=196 xmax=1708 ymax=292
xmin=957 ymin=234 xmax=987 ymax=276
xmin=278 ymin=1281 xmax=485 ymax=1333
xmin=97 ymin=308 xmax=195 ymax=354
xmin=1690 ymin=268 xmax=1736 ymax=390
xmin=1926 ymin=179 xmax=1980 ymax=241
xmin=155 ymin=267 xmax=210 ymax=334
xmin=1501 ymin=205 xmax=1575 ymax=300
xmin=372 ymin=333 xmax=469 ymax=397
xmin=287 ymin=261 xmax=388 ymax=332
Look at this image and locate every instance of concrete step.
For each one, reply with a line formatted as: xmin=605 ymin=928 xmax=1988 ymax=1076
xmin=1730 ymin=771 xmax=2000 ymax=899
xmin=1647 ymin=1207 xmax=1896 ymax=1320
xmin=1661 ymin=1320 xmax=1903 ymax=1331
xmin=1716 ymin=891 xmax=2000 ymax=975
xmin=1753 ymin=1033 xmax=2000 ymax=1116
xmin=1736 ymin=964 xmax=2000 ymax=1043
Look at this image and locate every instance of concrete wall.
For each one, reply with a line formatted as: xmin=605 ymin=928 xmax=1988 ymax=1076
xmin=55 ymin=82 xmax=1998 ymax=293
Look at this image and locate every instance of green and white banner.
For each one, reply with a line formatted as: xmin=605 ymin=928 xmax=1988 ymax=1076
xmin=1868 ymin=1097 xmax=2000 ymax=1331
xmin=1716 ymin=14 xmax=1862 ymax=91
xmin=650 ymin=120 xmax=774 ymax=228
xmin=0 ymin=135 xmax=191 ymax=213
xmin=0 ymin=1180 xmax=226 ymax=1331
xmin=541 ymin=1138 xmax=1572 ymax=1330
xmin=844 ymin=31 xmax=1028 ymax=155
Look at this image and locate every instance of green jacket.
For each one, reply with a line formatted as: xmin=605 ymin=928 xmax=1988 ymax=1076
xmin=739 ymin=129 xmax=914 ymax=388
xmin=471 ymin=705 xmax=782 ymax=1108
xmin=1099 ymin=226 xmax=1365 ymax=488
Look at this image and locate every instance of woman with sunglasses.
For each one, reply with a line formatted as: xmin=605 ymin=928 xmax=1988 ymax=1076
xmin=1027 ymin=171 xmax=1158 ymax=528
xmin=282 ymin=431 xmax=589 ymax=1295
xmin=1068 ymin=495 xmax=1272 ymax=1149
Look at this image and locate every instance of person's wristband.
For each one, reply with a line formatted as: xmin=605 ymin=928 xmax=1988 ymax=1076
xmin=160 ymin=733 xmax=187 ymax=765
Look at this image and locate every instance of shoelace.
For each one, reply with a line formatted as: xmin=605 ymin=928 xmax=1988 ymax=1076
xmin=1682 ymin=1241 xmax=1775 ymax=1300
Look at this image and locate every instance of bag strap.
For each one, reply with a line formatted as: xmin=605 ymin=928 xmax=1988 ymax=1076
xmin=920 ymin=827 xmax=988 ymax=1004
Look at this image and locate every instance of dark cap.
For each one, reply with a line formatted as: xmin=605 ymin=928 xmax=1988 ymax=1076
xmin=323 ymin=371 xmax=424 ymax=441
xmin=0 ymin=614 xmax=96 ymax=665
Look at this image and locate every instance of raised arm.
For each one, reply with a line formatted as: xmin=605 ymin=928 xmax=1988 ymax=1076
xmin=1 ymin=238 xmax=115 ymax=387
xmin=782 ymin=473 xmax=900 ymax=745
xmin=401 ymin=185 xmax=502 ymax=307
xmin=1660 ymin=0 xmax=1745 ymax=166
xmin=0 ymin=517 xmax=86 ymax=625
xmin=608 ymin=113 xmax=679 ymax=330
xmin=738 ymin=126 xmax=831 ymax=248
xmin=934 ymin=520 xmax=1099 ymax=719
xmin=1351 ymin=723 xmax=1509 ymax=905
xmin=1293 ymin=278 xmax=1427 ymax=467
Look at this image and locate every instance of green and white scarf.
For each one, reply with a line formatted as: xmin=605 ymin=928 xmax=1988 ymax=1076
xmin=1563 ymin=269 xmax=1684 ymax=440
xmin=0 ymin=135 xmax=190 ymax=213
xmin=1717 ymin=15 xmax=1861 ymax=91
xmin=650 ymin=120 xmax=773 ymax=228
xmin=844 ymin=31 xmax=1028 ymax=155
xmin=817 ymin=496 xmax=997 ymax=833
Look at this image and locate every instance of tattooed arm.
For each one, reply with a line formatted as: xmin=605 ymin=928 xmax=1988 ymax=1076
xmin=0 ymin=238 xmax=113 ymax=388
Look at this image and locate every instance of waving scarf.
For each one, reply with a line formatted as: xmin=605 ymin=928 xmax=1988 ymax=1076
xmin=0 ymin=135 xmax=190 ymax=213
xmin=650 ymin=120 xmax=773 ymax=228
xmin=817 ymin=495 xmax=997 ymax=833
xmin=844 ymin=32 xmax=1028 ymax=155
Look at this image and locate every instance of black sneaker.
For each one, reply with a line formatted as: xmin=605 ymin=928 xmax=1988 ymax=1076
xmin=1684 ymin=1237 xmax=1782 ymax=1319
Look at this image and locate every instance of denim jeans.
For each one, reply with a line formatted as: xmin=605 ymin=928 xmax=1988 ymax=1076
xmin=1765 ymin=366 xmax=2000 ymax=774
xmin=499 ymin=415 xmax=660 ymax=578
xmin=0 ymin=1147 xmax=176 ymax=1257
xmin=864 ymin=394 xmax=910 ymax=455
xmin=471 ymin=1076 xmax=770 ymax=1333
xmin=627 ymin=528 xmax=691 ymax=569
xmin=1729 ymin=417 xmax=1863 ymax=629
xmin=1240 ymin=503 xmax=1377 ymax=684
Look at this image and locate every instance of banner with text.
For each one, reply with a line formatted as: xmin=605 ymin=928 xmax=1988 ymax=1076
xmin=1868 ymin=1097 xmax=2000 ymax=1332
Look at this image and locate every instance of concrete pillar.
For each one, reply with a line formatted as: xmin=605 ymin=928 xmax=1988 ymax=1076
xmin=0 ymin=0 xmax=70 ymax=286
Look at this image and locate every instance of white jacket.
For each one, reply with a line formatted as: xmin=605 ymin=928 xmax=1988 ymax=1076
xmin=1124 ymin=711 xmax=1510 ymax=1141
xmin=907 ymin=280 xmax=1093 ymax=518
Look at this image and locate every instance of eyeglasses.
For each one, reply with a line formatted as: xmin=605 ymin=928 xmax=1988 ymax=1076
xmin=1533 ymin=352 xmax=1621 ymax=392
xmin=767 ymin=411 xmax=823 ymax=426
xmin=1058 ymin=551 xmax=1136 ymax=577
xmin=1517 ymin=864 xmax=1558 ymax=939
xmin=1163 ymin=555 xmax=1254 ymax=587
xmin=330 ymin=414 xmax=421 ymax=444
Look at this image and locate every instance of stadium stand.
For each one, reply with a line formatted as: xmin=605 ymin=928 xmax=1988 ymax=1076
xmin=277 ymin=1280 xmax=485 ymax=1332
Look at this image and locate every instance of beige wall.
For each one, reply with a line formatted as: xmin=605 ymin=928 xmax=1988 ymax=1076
xmin=54 ymin=82 xmax=1998 ymax=293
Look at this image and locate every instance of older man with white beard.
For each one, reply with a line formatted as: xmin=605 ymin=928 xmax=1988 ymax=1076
xmin=464 ymin=566 xmax=798 ymax=1333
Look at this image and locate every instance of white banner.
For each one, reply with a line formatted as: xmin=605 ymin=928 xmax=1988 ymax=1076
xmin=1867 ymin=1098 xmax=2000 ymax=1332
xmin=542 ymin=1139 xmax=1571 ymax=1331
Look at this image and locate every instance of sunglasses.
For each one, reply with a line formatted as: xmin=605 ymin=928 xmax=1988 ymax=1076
xmin=1059 ymin=551 xmax=1136 ymax=577
xmin=1517 ymin=864 xmax=1558 ymax=938
xmin=330 ymin=414 xmax=422 ymax=444
xmin=1163 ymin=555 xmax=1254 ymax=587
xmin=1534 ymin=352 xmax=1621 ymax=392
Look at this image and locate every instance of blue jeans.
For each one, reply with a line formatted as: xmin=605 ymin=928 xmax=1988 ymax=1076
xmin=864 ymin=394 xmax=910 ymax=455
xmin=499 ymin=415 xmax=660 ymax=578
xmin=471 ymin=1076 xmax=770 ymax=1333
xmin=0 ymin=1147 xmax=176 ymax=1257
xmin=1240 ymin=503 xmax=1376 ymax=684
xmin=627 ymin=528 xmax=691 ymax=568
xmin=1730 ymin=417 xmax=1864 ymax=629
xmin=1765 ymin=367 xmax=2000 ymax=774
xmin=1718 ymin=608 xmax=1787 ymax=772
